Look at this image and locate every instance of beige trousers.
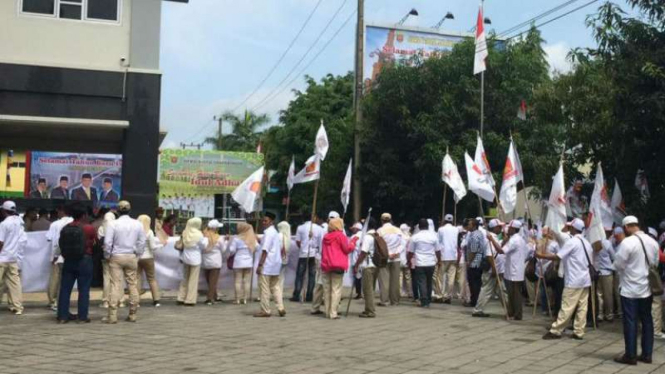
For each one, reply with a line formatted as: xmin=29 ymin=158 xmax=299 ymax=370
xmin=102 ymin=259 xmax=112 ymax=303
xmin=550 ymin=287 xmax=589 ymax=337
xmin=234 ymin=268 xmax=252 ymax=302
xmin=362 ymin=267 xmax=378 ymax=315
xmin=442 ymin=261 xmax=462 ymax=300
xmin=653 ymin=295 xmax=663 ymax=336
xmin=377 ymin=267 xmax=390 ymax=304
xmin=526 ymin=279 xmax=536 ymax=305
xmin=0 ymin=262 xmax=22 ymax=312
xmin=259 ymin=274 xmax=284 ymax=315
xmin=386 ymin=261 xmax=401 ymax=305
xmin=613 ymin=271 xmax=622 ymax=317
xmin=311 ymin=267 xmax=325 ymax=312
xmin=322 ymin=272 xmax=344 ymax=319
xmin=597 ymin=274 xmax=614 ymax=320
xmin=177 ymin=264 xmax=200 ymax=305
xmin=473 ymin=271 xmax=507 ymax=313
xmin=400 ymin=266 xmax=413 ymax=298
xmin=454 ymin=264 xmax=469 ymax=301
xmin=138 ymin=258 xmax=160 ymax=302
xmin=47 ymin=262 xmax=62 ymax=305
xmin=433 ymin=262 xmax=443 ymax=299
xmin=108 ymin=255 xmax=139 ymax=321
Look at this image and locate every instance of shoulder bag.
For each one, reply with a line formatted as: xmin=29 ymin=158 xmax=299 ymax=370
xmin=636 ymin=236 xmax=664 ymax=296
xmin=579 ymin=238 xmax=600 ymax=283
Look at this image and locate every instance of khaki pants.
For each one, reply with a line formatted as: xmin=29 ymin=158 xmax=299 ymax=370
xmin=377 ymin=267 xmax=390 ymax=304
xmin=102 ymin=259 xmax=112 ymax=303
xmin=597 ymin=274 xmax=614 ymax=320
xmin=550 ymin=287 xmax=589 ymax=337
xmin=311 ymin=266 xmax=325 ymax=312
xmin=234 ymin=268 xmax=251 ymax=302
xmin=386 ymin=261 xmax=401 ymax=305
xmin=399 ymin=266 xmax=413 ymax=298
xmin=47 ymin=262 xmax=62 ymax=306
xmin=473 ymin=271 xmax=506 ymax=313
xmin=433 ymin=262 xmax=443 ymax=299
xmin=108 ymin=255 xmax=139 ymax=321
xmin=442 ymin=261 xmax=462 ymax=300
xmin=455 ymin=264 xmax=469 ymax=302
xmin=613 ymin=271 xmax=622 ymax=317
xmin=362 ymin=267 xmax=378 ymax=315
xmin=653 ymin=295 xmax=663 ymax=336
xmin=0 ymin=262 xmax=22 ymax=312
xmin=526 ymin=279 xmax=536 ymax=305
xmin=322 ymin=272 xmax=344 ymax=319
xmin=177 ymin=264 xmax=200 ymax=305
xmin=259 ymin=274 xmax=284 ymax=315
xmin=204 ymin=268 xmax=220 ymax=301
xmin=138 ymin=258 xmax=160 ymax=302
xmin=505 ymin=279 xmax=524 ymax=320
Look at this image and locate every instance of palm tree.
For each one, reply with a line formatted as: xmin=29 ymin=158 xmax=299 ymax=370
xmin=204 ymin=110 xmax=270 ymax=151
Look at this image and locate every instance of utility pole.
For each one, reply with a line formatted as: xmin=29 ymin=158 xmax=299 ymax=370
xmin=352 ymin=0 xmax=364 ymax=222
xmin=213 ymin=115 xmax=223 ymax=150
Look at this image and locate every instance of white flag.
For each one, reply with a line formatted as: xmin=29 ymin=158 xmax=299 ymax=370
xmin=315 ymin=121 xmax=329 ymax=161
xmin=293 ymin=155 xmax=320 ymax=184
xmin=286 ymin=156 xmax=296 ymax=191
xmin=545 ymin=164 xmax=566 ymax=233
xmin=465 ymin=152 xmax=494 ymax=202
xmin=635 ymin=169 xmax=650 ymax=203
xmin=587 ymin=163 xmax=613 ymax=245
xmin=341 ymin=159 xmax=352 ymax=214
xmin=473 ymin=4 xmax=488 ymax=75
xmin=474 ymin=136 xmax=495 ymax=187
xmin=498 ymin=140 xmax=523 ymax=214
xmin=442 ymin=154 xmax=467 ymax=203
xmin=231 ymin=166 xmax=264 ymax=213
xmin=611 ymin=178 xmax=626 ymax=225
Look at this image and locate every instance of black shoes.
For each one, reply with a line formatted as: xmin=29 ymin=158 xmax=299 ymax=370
xmin=542 ymin=332 xmax=561 ymax=340
xmin=613 ymin=355 xmax=637 ymax=365
xmin=472 ymin=312 xmax=490 ymax=318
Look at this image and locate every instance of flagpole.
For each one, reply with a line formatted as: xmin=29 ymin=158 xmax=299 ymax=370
xmin=301 ymin=178 xmax=320 ymax=303
xmin=285 ymin=188 xmax=292 ymax=221
xmin=480 ymin=71 xmax=485 ymax=138
xmin=441 ymin=184 xmax=448 ymax=223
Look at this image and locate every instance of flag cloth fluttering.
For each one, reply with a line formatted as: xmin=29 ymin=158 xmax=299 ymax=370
xmin=587 ymin=163 xmax=613 ymax=245
xmin=465 ymin=152 xmax=495 ymax=202
xmin=474 ymin=136 xmax=495 ymax=187
xmin=611 ymin=178 xmax=626 ymax=225
xmin=341 ymin=159 xmax=352 ymax=214
xmin=293 ymin=155 xmax=320 ymax=184
xmin=231 ymin=166 xmax=265 ymax=213
xmin=635 ymin=169 xmax=650 ymax=204
xmin=286 ymin=156 xmax=296 ymax=191
xmin=545 ymin=164 xmax=566 ymax=233
xmin=315 ymin=121 xmax=329 ymax=161
xmin=442 ymin=154 xmax=467 ymax=203
xmin=517 ymin=100 xmax=527 ymax=121
xmin=473 ymin=4 xmax=488 ymax=75
xmin=498 ymin=140 xmax=524 ymax=214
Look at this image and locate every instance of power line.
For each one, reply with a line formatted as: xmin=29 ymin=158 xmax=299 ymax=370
xmin=228 ymin=0 xmax=326 ymax=114
xmin=497 ymin=0 xmax=582 ymax=37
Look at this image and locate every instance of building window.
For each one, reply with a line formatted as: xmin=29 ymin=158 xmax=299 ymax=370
xmin=21 ymin=0 xmax=120 ymax=23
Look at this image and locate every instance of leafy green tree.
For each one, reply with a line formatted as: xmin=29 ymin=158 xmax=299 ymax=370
xmin=204 ymin=110 xmax=269 ymax=152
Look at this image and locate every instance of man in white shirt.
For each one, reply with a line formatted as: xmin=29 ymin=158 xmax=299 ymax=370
xmin=353 ymin=218 xmax=378 ymax=318
xmin=613 ymin=216 xmax=659 ymax=365
xmin=437 ymin=214 xmax=461 ymax=304
xmin=377 ymin=213 xmax=404 ymax=306
xmin=473 ymin=219 xmax=504 ymax=317
xmin=45 ymin=205 xmax=73 ymax=311
xmin=407 ymin=219 xmax=441 ymax=308
xmin=103 ymin=201 xmax=146 ymax=324
xmin=595 ymin=228 xmax=616 ymax=322
xmin=255 ymin=212 xmax=286 ymax=318
xmin=0 ymin=201 xmax=26 ymax=315
xmin=488 ymin=220 xmax=527 ymax=320
xmin=538 ymin=218 xmax=593 ymax=340
xmin=290 ymin=214 xmax=323 ymax=302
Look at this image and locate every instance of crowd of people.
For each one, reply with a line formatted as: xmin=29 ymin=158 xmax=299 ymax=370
xmin=0 ymin=198 xmax=664 ymax=365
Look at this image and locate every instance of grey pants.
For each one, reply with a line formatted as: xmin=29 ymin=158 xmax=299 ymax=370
xmin=362 ymin=267 xmax=379 ymax=315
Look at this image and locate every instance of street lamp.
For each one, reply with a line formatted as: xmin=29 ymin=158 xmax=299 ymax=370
xmin=469 ymin=17 xmax=492 ymax=32
xmin=432 ymin=12 xmax=455 ymax=29
xmin=397 ymin=8 xmax=418 ymax=26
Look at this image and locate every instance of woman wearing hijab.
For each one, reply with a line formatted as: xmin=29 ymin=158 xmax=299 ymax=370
xmin=399 ymin=224 xmax=415 ymax=300
xmin=227 ymin=222 xmax=257 ymax=304
xmin=176 ymin=217 xmax=206 ymax=306
xmin=277 ymin=221 xmax=291 ymax=289
xmin=137 ymin=215 xmax=163 ymax=307
xmin=98 ymin=211 xmax=118 ymax=308
xmin=202 ymin=220 xmax=225 ymax=305
xmin=320 ymin=218 xmax=359 ymax=319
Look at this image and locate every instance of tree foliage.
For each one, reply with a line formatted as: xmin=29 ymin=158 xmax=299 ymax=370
xmin=204 ymin=110 xmax=269 ymax=152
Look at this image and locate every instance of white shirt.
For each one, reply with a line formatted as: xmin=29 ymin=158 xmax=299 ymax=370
xmin=377 ymin=223 xmax=404 ymax=263
xmin=407 ymin=230 xmax=440 ymax=267
xmin=229 ymin=237 xmax=254 ymax=269
xmin=139 ymin=230 xmax=162 ymax=260
xmin=359 ymin=230 xmax=377 ymax=269
xmin=615 ymin=232 xmax=659 ymax=299
xmin=202 ymin=236 xmax=225 ymax=269
xmin=438 ymin=224 xmax=459 ymax=261
xmin=595 ymin=239 xmax=615 ymax=275
xmin=556 ymin=234 xmax=593 ymax=288
xmin=261 ymin=226 xmax=282 ymax=276
xmin=536 ymin=240 xmax=560 ymax=274
xmin=181 ymin=237 xmax=206 ymax=266
xmin=104 ymin=215 xmax=146 ymax=258
xmin=296 ymin=222 xmax=323 ymax=258
xmin=503 ymin=234 xmax=528 ymax=282
xmin=0 ymin=215 xmax=26 ymax=265
xmin=400 ymin=236 xmax=409 ymax=266
xmin=46 ymin=216 xmax=74 ymax=264
xmin=486 ymin=232 xmax=505 ymax=274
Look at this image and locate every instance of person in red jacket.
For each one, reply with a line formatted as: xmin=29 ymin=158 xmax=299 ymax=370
xmin=320 ymin=218 xmax=359 ymax=319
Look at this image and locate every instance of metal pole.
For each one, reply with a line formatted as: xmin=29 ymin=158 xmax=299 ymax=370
xmin=480 ymin=71 xmax=485 ymax=138
xmin=352 ymin=0 xmax=365 ymax=222
xmin=285 ymin=188 xmax=292 ymax=222
xmin=217 ymin=117 xmax=223 ymax=150
xmin=441 ymin=184 xmax=448 ymax=223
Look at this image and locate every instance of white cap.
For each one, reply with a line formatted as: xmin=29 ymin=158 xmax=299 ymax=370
xmin=381 ymin=213 xmax=392 ymax=221
xmin=509 ymin=220 xmax=523 ymax=229
xmin=1 ymin=201 xmax=16 ymax=213
xmin=352 ymin=222 xmax=362 ymax=230
xmin=488 ymin=219 xmax=504 ymax=229
xmin=476 ymin=217 xmax=485 ymax=225
xmin=328 ymin=211 xmax=340 ymax=219
xmin=613 ymin=227 xmax=624 ymax=235
xmin=648 ymin=227 xmax=658 ymax=239
xmin=444 ymin=214 xmax=454 ymax=223
xmin=207 ymin=219 xmax=223 ymax=229
xmin=566 ymin=218 xmax=585 ymax=232
xmin=622 ymin=216 xmax=639 ymax=226
xmin=400 ymin=224 xmax=410 ymax=232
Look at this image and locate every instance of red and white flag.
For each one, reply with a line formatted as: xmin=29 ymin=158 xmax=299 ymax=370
xmin=315 ymin=121 xmax=329 ymax=161
xmin=517 ymin=100 xmax=527 ymax=120
xmin=286 ymin=156 xmax=296 ymax=191
xmin=341 ymin=159 xmax=352 ymax=214
xmin=293 ymin=155 xmax=320 ymax=184
xmin=587 ymin=163 xmax=613 ymax=244
xmin=635 ymin=169 xmax=650 ymax=203
xmin=442 ymin=154 xmax=467 ymax=203
xmin=473 ymin=4 xmax=488 ymax=75
xmin=231 ymin=166 xmax=264 ymax=213
xmin=545 ymin=164 xmax=566 ymax=233
xmin=465 ymin=152 xmax=494 ymax=202
xmin=474 ymin=135 xmax=495 ymax=187
xmin=611 ymin=178 xmax=626 ymax=225
xmin=498 ymin=140 xmax=524 ymax=214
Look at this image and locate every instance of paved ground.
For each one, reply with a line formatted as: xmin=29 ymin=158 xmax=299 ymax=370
xmin=0 ymin=290 xmax=663 ymax=374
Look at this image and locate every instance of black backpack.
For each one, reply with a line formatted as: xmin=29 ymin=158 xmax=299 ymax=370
xmin=59 ymin=224 xmax=86 ymax=260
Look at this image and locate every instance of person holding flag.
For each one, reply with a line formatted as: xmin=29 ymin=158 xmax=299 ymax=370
xmin=498 ymin=139 xmax=524 ymax=215
xmin=352 ymin=216 xmax=379 ymax=318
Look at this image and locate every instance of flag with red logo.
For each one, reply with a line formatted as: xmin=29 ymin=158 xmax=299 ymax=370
xmin=473 ymin=4 xmax=488 ymax=75
xmin=635 ymin=169 xmax=650 ymax=204
xmin=315 ymin=121 xmax=329 ymax=161
xmin=517 ymin=100 xmax=527 ymax=120
xmin=587 ymin=163 xmax=613 ymax=244
xmin=465 ymin=152 xmax=494 ymax=202
xmin=442 ymin=153 xmax=467 ymax=203
xmin=474 ymin=136 xmax=495 ymax=187
xmin=293 ymin=155 xmax=320 ymax=184
xmin=545 ymin=164 xmax=566 ymax=233
xmin=611 ymin=178 xmax=626 ymax=225
xmin=498 ymin=140 xmax=523 ymax=214
xmin=231 ymin=166 xmax=265 ymax=213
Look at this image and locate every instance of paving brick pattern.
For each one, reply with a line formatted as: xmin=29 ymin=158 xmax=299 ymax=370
xmin=0 ymin=292 xmax=663 ymax=374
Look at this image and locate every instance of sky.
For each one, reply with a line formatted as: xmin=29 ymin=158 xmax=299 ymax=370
xmin=159 ymin=0 xmax=632 ymax=149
